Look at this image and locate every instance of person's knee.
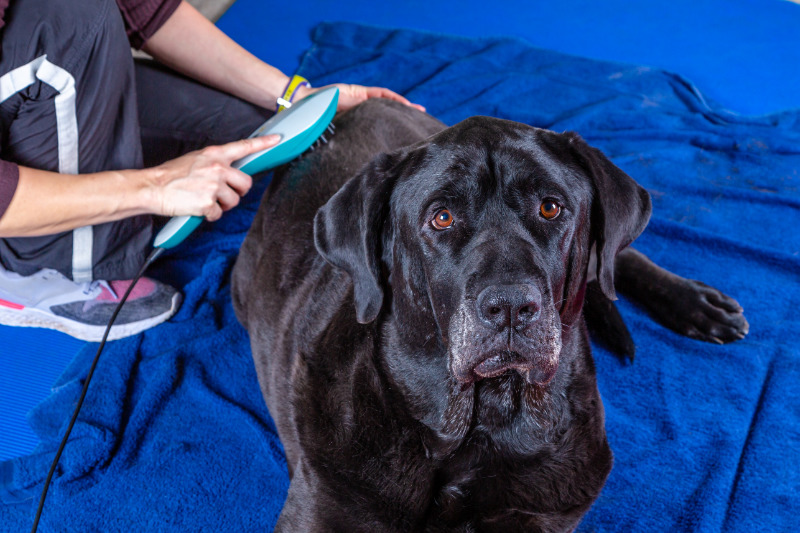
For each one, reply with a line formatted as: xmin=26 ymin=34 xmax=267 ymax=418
xmin=2 ymin=0 xmax=128 ymax=73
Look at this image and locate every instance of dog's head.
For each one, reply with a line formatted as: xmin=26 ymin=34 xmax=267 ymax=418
xmin=315 ymin=116 xmax=650 ymax=390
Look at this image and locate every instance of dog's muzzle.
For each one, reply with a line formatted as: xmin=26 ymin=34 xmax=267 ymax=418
xmin=449 ymin=283 xmax=561 ymax=386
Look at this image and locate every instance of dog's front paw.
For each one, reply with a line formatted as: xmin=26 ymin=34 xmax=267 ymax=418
xmin=649 ymin=279 xmax=749 ymax=344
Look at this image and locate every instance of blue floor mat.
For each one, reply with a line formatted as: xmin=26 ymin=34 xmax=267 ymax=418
xmin=0 ymin=329 xmax=83 ymax=461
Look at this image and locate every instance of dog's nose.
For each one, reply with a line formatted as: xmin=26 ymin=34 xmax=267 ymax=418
xmin=476 ymin=284 xmax=542 ymax=331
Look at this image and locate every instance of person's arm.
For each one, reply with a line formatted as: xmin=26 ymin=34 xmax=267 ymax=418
xmin=0 ymin=135 xmax=279 ymax=237
xmin=142 ymin=1 xmax=424 ymax=112
xmin=142 ymin=1 xmax=288 ymax=111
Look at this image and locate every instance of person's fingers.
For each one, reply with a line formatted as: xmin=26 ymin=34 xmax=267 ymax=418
xmin=213 ymin=134 xmax=281 ymax=163
xmin=224 ymin=168 xmax=253 ymax=197
xmin=215 ymin=183 xmax=242 ymax=212
xmin=360 ymin=86 xmax=427 ymax=112
xmin=204 ymin=201 xmax=224 ymax=222
xmin=322 ymin=83 xmax=425 ymax=112
xmin=363 ymin=86 xmax=408 ymax=102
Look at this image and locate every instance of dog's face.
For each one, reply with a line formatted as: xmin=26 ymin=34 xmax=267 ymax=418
xmin=315 ymin=116 xmax=650 ymax=403
xmin=389 ymin=124 xmax=597 ymax=387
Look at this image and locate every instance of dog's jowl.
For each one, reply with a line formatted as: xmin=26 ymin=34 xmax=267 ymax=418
xmin=232 ymin=99 xmax=746 ymax=532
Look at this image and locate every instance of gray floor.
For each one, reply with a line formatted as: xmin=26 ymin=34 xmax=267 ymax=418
xmin=187 ymin=0 xmax=235 ymax=21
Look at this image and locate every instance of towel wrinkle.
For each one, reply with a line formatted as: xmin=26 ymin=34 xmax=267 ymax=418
xmin=722 ymin=356 xmax=775 ymax=530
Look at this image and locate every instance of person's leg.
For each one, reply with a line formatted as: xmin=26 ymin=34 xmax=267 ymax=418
xmin=0 ymin=0 xmax=151 ymax=282
xmin=0 ymin=0 xmax=179 ymax=340
xmin=134 ymin=59 xmax=271 ymax=167
xmin=0 ymin=0 xmax=273 ymax=341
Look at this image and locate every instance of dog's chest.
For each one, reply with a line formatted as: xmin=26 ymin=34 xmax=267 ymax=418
xmin=423 ymin=437 xmax=541 ymax=527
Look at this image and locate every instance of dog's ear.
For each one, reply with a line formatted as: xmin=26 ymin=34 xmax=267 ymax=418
xmin=567 ymin=133 xmax=652 ymax=300
xmin=314 ymin=153 xmax=400 ymax=324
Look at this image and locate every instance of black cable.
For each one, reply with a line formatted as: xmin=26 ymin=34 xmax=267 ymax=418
xmin=30 ymin=247 xmax=165 ymax=533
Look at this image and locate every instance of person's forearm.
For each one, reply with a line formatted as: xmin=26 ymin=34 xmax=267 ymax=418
xmin=0 ymin=166 xmax=158 ymax=237
xmin=0 ymin=135 xmax=278 ymax=238
xmin=142 ymin=1 xmax=291 ymax=111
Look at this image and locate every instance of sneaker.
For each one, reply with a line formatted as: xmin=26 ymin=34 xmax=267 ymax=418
xmin=0 ymin=266 xmax=182 ymax=342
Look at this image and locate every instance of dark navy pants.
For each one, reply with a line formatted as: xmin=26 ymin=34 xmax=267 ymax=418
xmin=0 ymin=0 xmax=271 ymax=281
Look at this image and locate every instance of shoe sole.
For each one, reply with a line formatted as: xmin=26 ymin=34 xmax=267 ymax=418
xmin=0 ymin=292 xmax=182 ymax=342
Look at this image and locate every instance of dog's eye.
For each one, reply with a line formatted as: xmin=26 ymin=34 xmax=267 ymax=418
xmin=431 ymin=209 xmax=454 ymax=230
xmin=539 ymin=200 xmax=561 ymax=220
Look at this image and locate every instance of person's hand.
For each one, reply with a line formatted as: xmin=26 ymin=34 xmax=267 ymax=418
xmin=300 ymin=84 xmax=426 ymax=113
xmin=148 ymin=134 xmax=281 ymax=221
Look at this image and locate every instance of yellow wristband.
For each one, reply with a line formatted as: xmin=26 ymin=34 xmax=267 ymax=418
xmin=276 ymin=75 xmax=311 ymax=113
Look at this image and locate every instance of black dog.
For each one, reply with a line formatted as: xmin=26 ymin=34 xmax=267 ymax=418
xmin=232 ymin=99 xmax=747 ymax=532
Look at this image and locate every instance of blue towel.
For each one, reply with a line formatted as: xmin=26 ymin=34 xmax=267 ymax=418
xmin=2 ymin=22 xmax=798 ymax=531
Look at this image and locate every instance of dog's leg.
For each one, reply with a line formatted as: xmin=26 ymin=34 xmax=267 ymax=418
xmin=584 ymin=279 xmax=637 ymax=362
xmin=274 ymin=460 xmax=328 ymax=533
xmin=613 ymin=247 xmax=749 ymax=344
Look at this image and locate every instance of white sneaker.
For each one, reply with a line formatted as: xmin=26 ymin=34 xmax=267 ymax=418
xmin=0 ymin=266 xmax=181 ymax=342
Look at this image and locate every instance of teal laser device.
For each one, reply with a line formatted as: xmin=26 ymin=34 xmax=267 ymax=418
xmin=153 ymin=86 xmax=339 ymax=250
